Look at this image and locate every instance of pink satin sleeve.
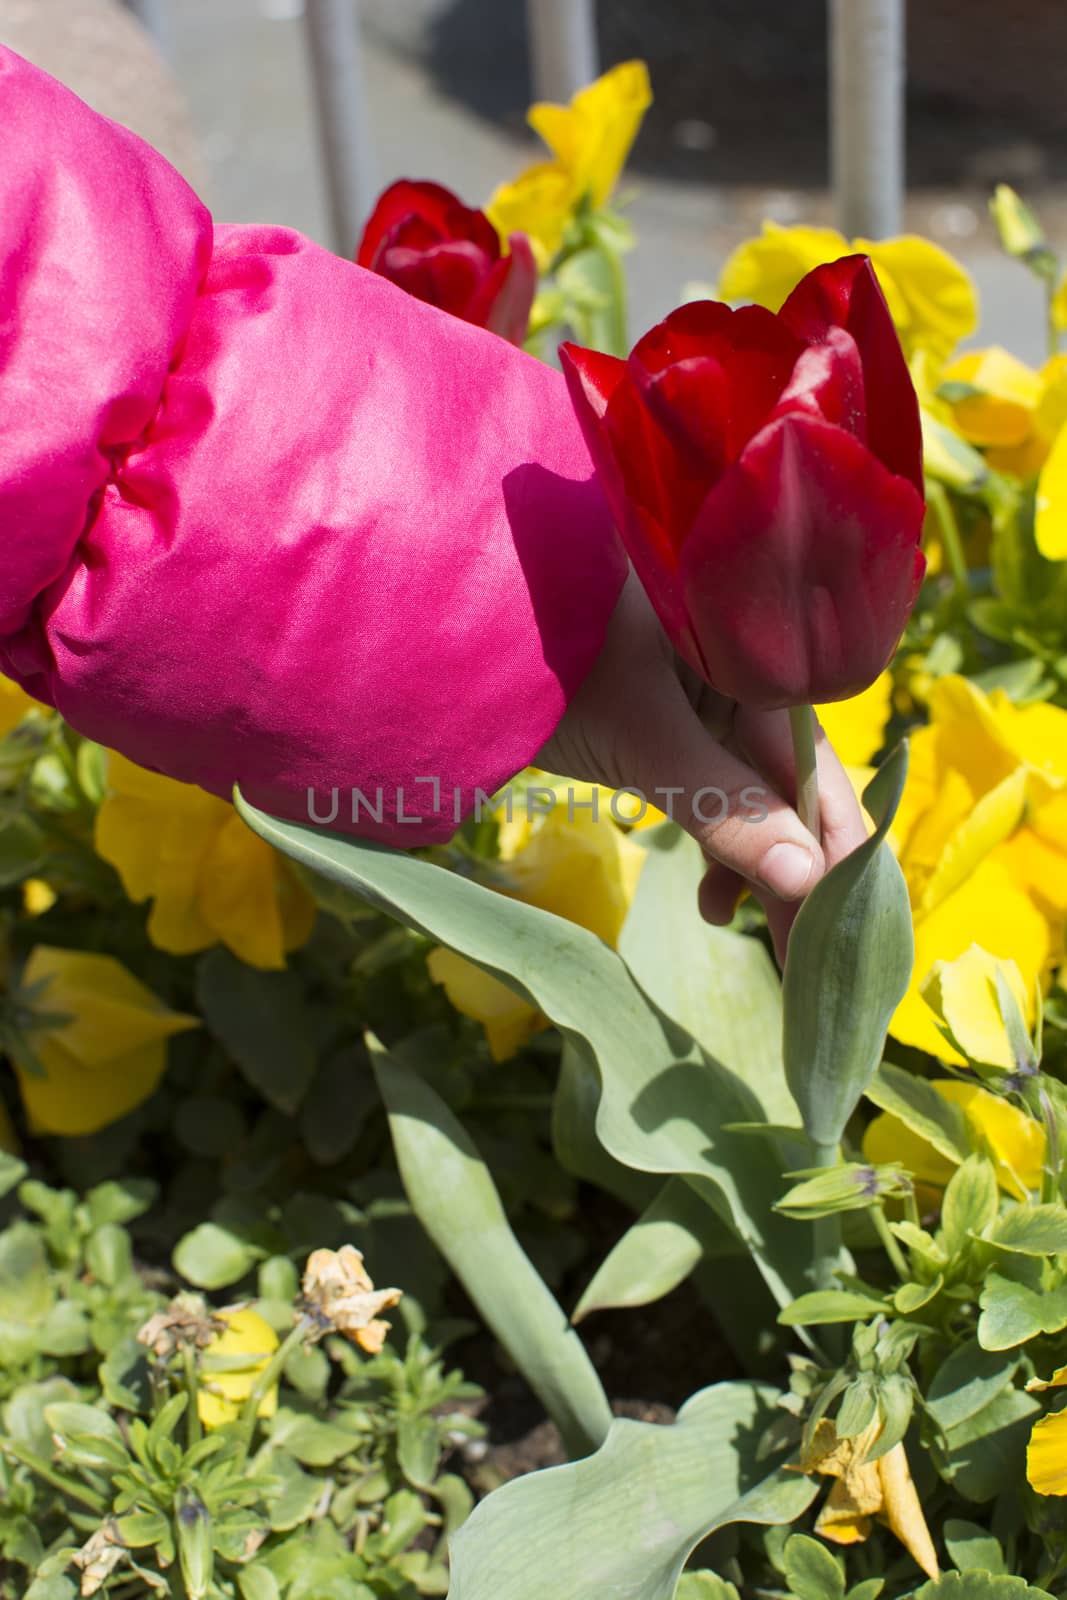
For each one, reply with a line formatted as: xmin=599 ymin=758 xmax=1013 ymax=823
xmin=0 ymin=47 xmax=626 ymax=844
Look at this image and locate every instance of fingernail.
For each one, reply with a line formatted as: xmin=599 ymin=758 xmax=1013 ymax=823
xmin=759 ymin=843 xmax=817 ymax=900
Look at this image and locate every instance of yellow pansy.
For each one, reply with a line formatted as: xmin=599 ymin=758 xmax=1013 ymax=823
xmin=1035 ymin=418 xmax=1067 ymax=562
xmin=197 ymin=1306 xmax=279 ymax=1431
xmin=889 ymin=676 xmax=1067 ymax=1058
xmin=943 ymin=349 xmax=1067 ymax=478
xmin=817 ymin=673 xmax=892 ymax=768
xmin=864 ymin=1078 xmax=1045 ymax=1203
xmin=718 ymin=222 xmax=977 ymax=362
xmin=921 ymin=945 xmax=1031 ymax=1073
xmin=793 ymin=1418 xmax=938 ymax=1579
xmin=12 ymin=946 xmax=198 ymax=1136
xmin=95 ymin=753 xmax=315 ymax=971
xmin=0 ymin=675 xmax=36 ymax=737
xmin=1026 ymin=1366 xmax=1067 ymax=1496
xmin=487 ymin=60 xmax=652 ymax=265
xmin=429 ymin=781 xmax=647 ymax=1059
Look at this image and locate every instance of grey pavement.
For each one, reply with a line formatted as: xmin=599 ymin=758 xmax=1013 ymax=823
xmin=1 ymin=0 xmax=1060 ymax=362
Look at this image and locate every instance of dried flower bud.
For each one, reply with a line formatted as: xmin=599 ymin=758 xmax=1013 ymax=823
xmin=137 ymin=1293 xmax=223 ymax=1360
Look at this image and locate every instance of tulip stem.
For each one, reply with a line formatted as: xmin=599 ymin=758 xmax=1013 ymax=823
xmin=788 ymin=704 xmax=821 ymax=843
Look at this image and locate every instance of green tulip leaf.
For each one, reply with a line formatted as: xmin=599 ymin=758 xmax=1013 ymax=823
xmin=572 ymin=1177 xmax=721 ymax=1322
xmin=370 ymin=1038 xmax=612 ymax=1458
xmin=446 ymin=1382 xmax=817 ymax=1600
xmin=235 ymin=794 xmax=810 ymax=1312
xmin=782 ymin=742 xmax=914 ymax=1151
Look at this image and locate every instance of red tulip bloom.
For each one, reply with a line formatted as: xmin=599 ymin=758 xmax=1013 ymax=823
xmin=356 ymin=180 xmax=537 ymax=347
xmin=561 ymin=255 xmax=926 ymax=707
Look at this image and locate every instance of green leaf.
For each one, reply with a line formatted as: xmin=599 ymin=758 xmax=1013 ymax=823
xmin=267 ymin=1452 xmax=328 ymax=1532
xmin=268 ymin=1408 xmax=359 ymax=1467
xmin=783 ymin=1534 xmax=845 ymax=1600
xmin=573 ymin=1179 xmax=716 ymax=1321
xmin=397 ymin=1414 xmax=441 ymax=1489
xmin=173 ymin=1221 xmax=263 ymax=1290
xmin=941 ymin=1157 xmax=998 ymax=1256
xmin=913 ymin=1573 xmax=1052 ymax=1600
xmin=926 ymin=1341 xmax=1020 ymax=1432
xmin=782 ymin=744 xmax=914 ymax=1149
xmin=978 ymin=1275 xmax=1067 ymax=1350
xmin=240 ymin=1568 xmax=282 ymax=1600
xmin=370 ymin=1040 xmax=611 ymax=1458
xmin=556 ymin=246 xmax=627 ymax=357
xmin=24 ymin=1579 xmax=77 ymax=1600
xmin=943 ymin=1520 xmax=1007 ymax=1577
xmin=447 ymin=1383 xmax=818 ymax=1600
xmin=988 ymin=1205 xmax=1067 ymax=1256
xmin=675 ymin=1578 xmax=739 ymax=1600
xmin=779 ymin=1289 xmax=887 ymax=1327
xmin=620 ymin=825 xmax=794 ymax=1126
xmin=85 ymin=1178 xmax=157 ymax=1229
xmin=0 ymin=1150 xmax=27 ymax=1199
xmin=922 ymin=413 xmax=989 ymax=492
xmin=866 ymin=1063 xmax=970 ymax=1164
xmin=235 ymin=793 xmax=810 ymax=1312
xmin=373 ymin=1488 xmax=427 ymax=1559
xmin=941 ymin=1388 xmax=1040 ymax=1502
xmin=196 ymin=948 xmax=317 ymax=1114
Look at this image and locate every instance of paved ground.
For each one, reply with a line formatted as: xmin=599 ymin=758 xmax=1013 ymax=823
xmin=2 ymin=0 xmax=1064 ymax=361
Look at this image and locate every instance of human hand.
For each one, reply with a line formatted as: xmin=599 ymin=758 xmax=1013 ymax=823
xmin=537 ymin=572 xmax=869 ymax=962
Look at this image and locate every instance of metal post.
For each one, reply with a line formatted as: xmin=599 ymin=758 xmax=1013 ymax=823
xmin=303 ymin=0 xmax=376 ymax=257
xmin=526 ymin=0 xmax=598 ymax=104
xmin=120 ymin=0 xmax=173 ymax=59
xmin=830 ymin=0 xmax=904 ymax=238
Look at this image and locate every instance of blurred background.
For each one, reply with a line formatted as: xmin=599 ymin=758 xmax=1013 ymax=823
xmin=4 ymin=0 xmax=1066 ymax=359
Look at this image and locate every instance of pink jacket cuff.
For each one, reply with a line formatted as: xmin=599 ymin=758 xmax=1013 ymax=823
xmin=0 ymin=46 xmax=626 ymax=845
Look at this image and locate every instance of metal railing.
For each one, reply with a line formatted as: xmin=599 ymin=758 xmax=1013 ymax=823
xmin=122 ymin=0 xmax=905 ymax=250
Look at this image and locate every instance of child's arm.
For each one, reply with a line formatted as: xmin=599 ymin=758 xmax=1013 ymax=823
xmin=0 ymin=45 xmax=626 ymax=845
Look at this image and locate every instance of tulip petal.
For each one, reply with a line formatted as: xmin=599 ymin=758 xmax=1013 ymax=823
xmin=780 ymin=255 xmax=923 ymax=492
xmin=479 ymin=233 xmax=537 ymax=347
xmin=357 ymin=179 xmax=459 ymax=268
xmin=679 ymin=414 xmax=924 ymax=706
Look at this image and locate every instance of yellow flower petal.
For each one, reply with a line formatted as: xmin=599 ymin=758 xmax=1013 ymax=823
xmin=427 ymin=947 xmax=541 ymax=1062
xmin=1036 ymin=420 xmax=1067 ymax=561
xmin=892 ymin=857 xmax=1050 ymax=1063
xmin=718 ymin=223 xmax=850 ymax=311
xmin=95 ymin=753 xmax=314 ymax=969
xmin=862 ymin=1108 xmax=958 ymax=1191
xmin=197 ymin=1307 xmax=278 ymax=1431
xmin=527 ymin=60 xmax=652 ymax=211
xmin=1027 ymin=1407 xmax=1067 ymax=1496
xmin=942 ymin=347 xmax=1040 ymax=448
xmin=922 ymin=945 xmax=1031 ymax=1071
xmin=862 ymin=235 xmax=978 ymax=362
xmin=13 ymin=947 xmax=198 ymax=1137
xmin=486 ymin=162 xmax=578 ymax=267
xmin=876 ymin=1442 xmax=940 ymax=1580
xmin=816 ymin=674 xmax=892 ymax=768
xmin=0 ymin=675 xmax=35 ymax=738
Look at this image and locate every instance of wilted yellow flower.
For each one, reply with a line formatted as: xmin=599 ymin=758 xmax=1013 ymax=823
xmin=922 ymin=945 xmax=1031 ymax=1073
xmin=0 ymin=674 xmax=36 ymax=737
xmin=889 ymin=676 xmax=1067 ymax=1058
xmin=197 ymin=1306 xmax=279 ymax=1431
xmin=73 ymin=1522 xmax=126 ymax=1597
xmin=817 ymin=673 xmax=892 ymax=768
xmin=943 ymin=348 xmax=1067 ymax=478
xmin=137 ymin=1295 xmax=223 ymax=1360
xmin=428 ymin=781 xmax=647 ymax=1059
xmin=487 ymin=60 xmax=651 ymax=265
xmin=719 ymin=223 xmax=977 ymax=362
xmin=794 ymin=1418 xmax=938 ymax=1579
xmin=95 ymin=753 xmax=315 ymax=970
xmin=13 ymin=946 xmax=198 ymax=1137
xmin=302 ymin=1245 xmax=402 ymax=1354
xmin=863 ymin=1077 xmax=1045 ymax=1203
xmin=1026 ymin=1366 xmax=1067 ymax=1495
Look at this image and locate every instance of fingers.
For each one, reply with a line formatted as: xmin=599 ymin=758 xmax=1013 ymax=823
xmin=732 ymin=705 xmax=869 ymax=868
xmin=617 ymin=673 xmax=827 ymax=903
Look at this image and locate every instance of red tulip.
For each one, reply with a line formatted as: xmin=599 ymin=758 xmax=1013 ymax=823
xmin=356 ymin=179 xmax=537 ymax=347
xmin=561 ymin=255 xmax=926 ymax=707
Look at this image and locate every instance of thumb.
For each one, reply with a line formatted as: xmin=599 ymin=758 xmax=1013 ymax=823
xmin=618 ymin=677 xmax=825 ymax=903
